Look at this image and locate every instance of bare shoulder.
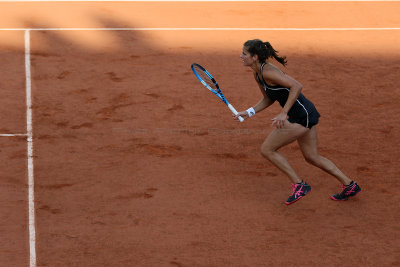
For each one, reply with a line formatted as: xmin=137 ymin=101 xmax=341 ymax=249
xmin=262 ymin=63 xmax=286 ymax=85
xmin=262 ymin=63 xmax=285 ymax=76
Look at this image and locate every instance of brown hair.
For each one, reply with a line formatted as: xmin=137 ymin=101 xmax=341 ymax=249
xmin=244 ymin=39 xmax=287 ymax=66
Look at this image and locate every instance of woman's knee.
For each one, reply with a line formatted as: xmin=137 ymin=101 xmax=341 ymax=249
xmin=303 ymin=153 xmax=320 ymax=166
xmin=260 ymin=144 xmax=275 ymax=159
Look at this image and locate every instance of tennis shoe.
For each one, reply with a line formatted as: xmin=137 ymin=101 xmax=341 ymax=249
xmin=330 ymin=181 xmax=361 ymax=201
xmin=285 ymin=181 xmax=311 ymax=205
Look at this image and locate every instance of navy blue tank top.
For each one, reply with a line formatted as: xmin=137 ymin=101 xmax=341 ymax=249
xmin=256 ymin=63 xmax=320 ymax=128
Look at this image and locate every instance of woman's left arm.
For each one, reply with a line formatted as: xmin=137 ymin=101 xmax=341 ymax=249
xmin=263 ymin=69 xmax=303 ymax=128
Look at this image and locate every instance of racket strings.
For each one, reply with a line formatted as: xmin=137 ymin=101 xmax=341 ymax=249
xmin=193 ymin=66 xmax=218 ymax=91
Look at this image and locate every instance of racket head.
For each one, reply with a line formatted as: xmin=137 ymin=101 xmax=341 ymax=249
xmin=191 ymin=63 xmax=243 ymax=122
xmin=191 ymin=63 xmax=220 ymax=93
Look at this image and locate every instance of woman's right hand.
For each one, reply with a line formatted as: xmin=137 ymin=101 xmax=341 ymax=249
xmin=233 ymin=111 xmax=249 ymax=121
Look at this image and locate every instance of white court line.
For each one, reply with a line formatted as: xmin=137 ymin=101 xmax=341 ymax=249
xmin=0 ymin=133 xmax=28 ymax=136
xmin=0 ymin=27 xmax=400 ymax=31
xmin=0 ymin=0 xmax=398 ymax=2
xmin=25 ymin=30 xmax=36 ymax=267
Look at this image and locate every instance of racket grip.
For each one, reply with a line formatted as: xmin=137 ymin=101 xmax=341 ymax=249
xmin=227 ymin=104 xmax=244 ymax=122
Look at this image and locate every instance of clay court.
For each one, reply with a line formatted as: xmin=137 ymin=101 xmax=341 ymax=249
xmin=0 ymin=1 xmax=399 ymax=266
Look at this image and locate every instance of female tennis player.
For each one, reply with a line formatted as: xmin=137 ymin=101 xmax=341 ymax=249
xmin=233 ymin=39 xmax=361 ymax=205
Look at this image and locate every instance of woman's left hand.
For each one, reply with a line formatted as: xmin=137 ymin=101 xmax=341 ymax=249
xmin=271 ymin=111 xmax=288 ymax=129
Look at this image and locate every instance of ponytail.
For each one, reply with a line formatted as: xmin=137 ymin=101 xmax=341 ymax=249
xmin=263 ymin=42 xmax=287 ymax=66
xmin=244 ymin=39 xmax=287 ymax=66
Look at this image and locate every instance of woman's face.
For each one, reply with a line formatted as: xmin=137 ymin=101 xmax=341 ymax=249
xmin=240 ymin=46 xmax=256 ymax=66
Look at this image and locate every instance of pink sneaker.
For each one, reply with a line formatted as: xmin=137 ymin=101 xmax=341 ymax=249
xmin=285 ymin=181 xmax=311 ymax=205
xmin=331 ymin=181 xmax=361 ymax=201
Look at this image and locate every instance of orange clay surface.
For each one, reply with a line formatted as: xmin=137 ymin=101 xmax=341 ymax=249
xmin=0 ymin=1 xmax=399 ymax=267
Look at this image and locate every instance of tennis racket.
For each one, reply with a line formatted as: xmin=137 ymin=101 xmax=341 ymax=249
xmin=191 ymin=63 xmax=244 ymax=122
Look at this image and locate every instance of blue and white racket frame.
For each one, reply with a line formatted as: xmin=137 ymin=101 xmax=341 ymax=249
xmin=191 ymin=63 xmax=244 ymax=122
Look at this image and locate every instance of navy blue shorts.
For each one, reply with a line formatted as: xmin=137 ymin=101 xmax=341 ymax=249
xmin=288 ymin=109 xmax=320 ymax=129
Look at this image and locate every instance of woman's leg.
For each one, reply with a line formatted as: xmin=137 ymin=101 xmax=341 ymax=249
xmin=297 ymin=126 xmax=352 ymax=185
xmin=261 ymin=120 xmax=309 ymax=183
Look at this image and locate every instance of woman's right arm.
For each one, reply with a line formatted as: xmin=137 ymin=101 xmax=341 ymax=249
xmin=250 ymin=78 xmax=274 ymax=114
xmin=253 ymin=95 xmax=274 ymax=113
xmin=233 ymin=81 xmax=274 ymax=121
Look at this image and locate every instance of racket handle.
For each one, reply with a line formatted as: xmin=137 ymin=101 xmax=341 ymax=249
xmin=227 ymin=104 xmax=244 ymax=123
